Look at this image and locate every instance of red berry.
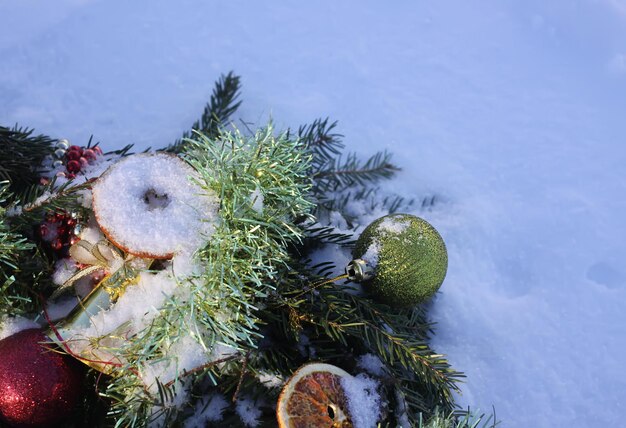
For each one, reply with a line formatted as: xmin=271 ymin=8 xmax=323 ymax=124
xmin=39 ymin=224 xmax=49 ymax=238
xmin=93 ymin=146 xmax=103 ymax=155
xmin=56 ymin=226 xmax=67 ymax=237
xmin=68 ymin=145 xmax=82 ymax=153
xmin=79 ymin=157 xmax=89 ymax=169
xmin=70 ymin=236 xmax=81 ymax=245
xmin=54 ymin=213 xmax=66 ymax=222
xmin=82 ymin=149 xmax=97 ymax=162
xmin=66 ymin=218 xmax=77 ymax=227
xmin=66 ymin=149 xmax=82 ymax=160
xmin=51 ymin=239 xmax=63 ymax=251
xmin=66 ymin=160 xmax=81 ymax=173
xmin=67 ymin=173 xmax=76 ymax=179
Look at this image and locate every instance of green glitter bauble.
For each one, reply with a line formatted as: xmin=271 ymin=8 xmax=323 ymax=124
xmin=353 ymin=213 xmax=448 ymax=307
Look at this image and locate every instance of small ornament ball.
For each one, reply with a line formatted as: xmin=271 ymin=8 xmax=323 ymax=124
xmin=0 ymin=329 xmax=85 ymax=428
xmin=353 ymin=213 xmax=448 ymax=307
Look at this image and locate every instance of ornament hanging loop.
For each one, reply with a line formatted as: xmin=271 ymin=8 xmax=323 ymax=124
xmin=346 ymin=258 xmax=375 ymax=282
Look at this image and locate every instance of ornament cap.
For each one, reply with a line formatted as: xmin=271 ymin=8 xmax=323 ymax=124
xmin=346 ymin=258 xmax=375 ymax=282
xmin=56 ymin=139 xmax=70 ymax=150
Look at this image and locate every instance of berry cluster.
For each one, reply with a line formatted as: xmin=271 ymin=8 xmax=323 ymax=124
xmin=38 ymin=211 xmax=80 ymax=257
xmin=52 ymin=139 xmax=103 ymax=179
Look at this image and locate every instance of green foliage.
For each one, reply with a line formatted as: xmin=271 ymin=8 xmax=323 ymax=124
xmin=0 ymin=73 xmax=475 ymax=428
xmin=297 ymin=118 xmax=400 ymax=197
xmin=256 ymin=273 xmax=462 ymax=425
xmin=419 ymin=408 xmax=498 ymax=428
xmin=0 ymin=182 xmax=45 ymax=316
xmin=9 ymin=179 xmax=91 ymax=235
xmin=0 ymin=125 xmax=55 ymax=196
xmin=100 ymin=123 xmax=314 ymax=426
xmin=167 ymin=71 xmax=242 ymax=153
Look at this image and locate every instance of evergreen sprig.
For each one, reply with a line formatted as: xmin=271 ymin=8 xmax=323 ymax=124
xmin=0 ymin=125 xmax=56 ymax=196
xmin=10 ymin=179 xmax=92 ymax=236
xmin=297 ymin=118 xmax=400 ymax=197
xmin=266 ymin=276 xmax=461 ymax=423
xmin=0 ymin=182 xmax=37 ymax=315
xmin=420 ymin=408 xmax=498 ymax=428
xmin=167 ymin=71 xmax=242 ymax=153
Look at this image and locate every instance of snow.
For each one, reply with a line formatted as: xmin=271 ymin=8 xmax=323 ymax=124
xmin=52 ymin=258 xmax=78 ymax=285
xmin=60 ymin=266 xmax=181 ymax=367
xmin=377 ymin=217 xmax=410 ymax=235
xmin=184 ymin=394 xmax=229 ymax=427
xmin=257 ymin=371 xmax=285 ymax=388
xmin=394 ymin=389 xmax=411 ymax=428
xmin=360 ymin=242 xmax=380 ymax=268
xmin=356 ymin=353 xmax=386 ymax=378
xmin=0 ymin=316 xmax=40 ymax=340
xmin=340 ymin=374 xmax=382 ymax=428
xmin=141 ymin=334 xmax=209 ymax=392
xmin=235 ymin=395 xmax=263 ymax=428
xmin=2 ymin=1 xmax=626 ymax=427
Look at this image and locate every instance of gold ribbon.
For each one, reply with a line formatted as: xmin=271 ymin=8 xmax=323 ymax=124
xmin=53 ymin=239 xmax=137 ymax=300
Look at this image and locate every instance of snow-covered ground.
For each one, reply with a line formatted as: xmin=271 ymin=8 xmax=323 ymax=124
xmin=2 ymin=1 xmax=626 ymax=426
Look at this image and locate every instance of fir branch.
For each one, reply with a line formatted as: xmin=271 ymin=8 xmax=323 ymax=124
xmin=420 ymin=408 xmax=499 ymax=428
xmin=21 ymin=180 xmax=91 ymax=213
xmin=302 ymin=224 xmax=355 ymax=248
xmin=296 ymin=118 xmax=400 ymax=196
xmin=9 ymin=179 xmax=92 ymax=236
xmin=0 ymin=125 xmax=55 ymax=197
xmin=0 ymin=183 xmax=31 ymax=268
xmin=167 ymin=72 xmax=242 ymax=153
xmin=314 ymin=150 xmax=400 ymax=193
xmin=297 ymin=118 xmax=344 ymax=168
xmin=0 ymin=181 xmax=49 ymax=316
xmin=261 ymin=272 xmax=461 ymax=424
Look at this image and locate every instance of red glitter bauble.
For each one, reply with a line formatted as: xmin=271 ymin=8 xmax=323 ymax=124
xmin=65 ymin=150 xmax=81 ymax=161
xmin=0 ymin=329 xmax=85 ymax=428
xmin=82 ymin=149 xmax=96 ymax=162
xmin=66 ymin=160 xmax=81 ymax=173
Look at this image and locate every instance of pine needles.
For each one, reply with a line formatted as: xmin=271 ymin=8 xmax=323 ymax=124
xmin=298 ymin=118 xmax=400 ymax=196
xmin=167 ymin=71 xmax=242 ymax=153
xmin=0 ymin=125 xmax=56 ymax=195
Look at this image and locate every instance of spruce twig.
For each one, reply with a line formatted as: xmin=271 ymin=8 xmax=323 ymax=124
xmin=166 ymin=72 xmax=242 ymax=153
xmin=313 ymin=151 xmax=400 ymax=192
xmin=0 ymin=125 xmax=55 ymax=196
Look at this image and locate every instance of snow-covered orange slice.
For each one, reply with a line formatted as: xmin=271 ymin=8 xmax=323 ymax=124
xmin=277 ymin=362 xmax=354 ymax=428
xmin=91 ymin=153 xmax=218 ymax=259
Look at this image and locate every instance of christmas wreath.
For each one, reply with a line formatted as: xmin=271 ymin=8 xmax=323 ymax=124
xmin=0 ymin=73 xmax=495 ymax=428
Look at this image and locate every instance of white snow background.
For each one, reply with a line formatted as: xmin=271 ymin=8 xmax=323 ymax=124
xmin=2 ymin=1 xmax=626 ymax=426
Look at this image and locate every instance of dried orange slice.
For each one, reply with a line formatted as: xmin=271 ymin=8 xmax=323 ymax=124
xmin=91 ymin=153 xmax=219 ymax=259
xmin=277 ymin=362 xmax=354 ymax=428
